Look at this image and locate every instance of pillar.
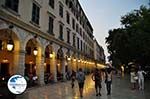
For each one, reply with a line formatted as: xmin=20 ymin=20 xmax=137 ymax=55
xmin=36 ymin=55 xmax=45 ymax=85
xmin=61 ymin=58 xmax=66 ymax=81
xmin=67 ymin=60 xmax=71 ymax=73
xmin=51 ymin=52 xmax=57 ymax=82
xmin=14 ymin=50 xmax=25 ymax=76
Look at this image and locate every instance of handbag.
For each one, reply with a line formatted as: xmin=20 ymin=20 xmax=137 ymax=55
xmin=134 ymin=76 xmax=138 ymax=80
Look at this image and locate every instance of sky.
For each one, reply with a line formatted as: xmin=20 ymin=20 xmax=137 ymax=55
xmin=79 ymin=0 xmax=149 ymax=61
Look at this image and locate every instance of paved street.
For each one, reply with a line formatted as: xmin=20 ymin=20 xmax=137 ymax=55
xmin=16 ymin=74 xmax=150 ymax=99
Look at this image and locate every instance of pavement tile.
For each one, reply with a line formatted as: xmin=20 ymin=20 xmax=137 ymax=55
xmin=16 ymin=74 xmax=150 ymax=99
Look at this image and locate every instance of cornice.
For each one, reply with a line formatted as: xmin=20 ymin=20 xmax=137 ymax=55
xmin=0 ymin=9 xmax=93 ymax=58
xmin=0 ymin=9 xmax=73 ymax=51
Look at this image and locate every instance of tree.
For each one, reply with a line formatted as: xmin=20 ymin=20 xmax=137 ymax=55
xmin=106 ymin=6 xmax=150 ymax=66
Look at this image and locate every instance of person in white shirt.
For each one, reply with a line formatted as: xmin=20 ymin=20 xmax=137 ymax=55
xmin=105 ymin=67 xmax=112 ymax=95
xmin=130 ymin=68 xmax=136 ymax=90
xmin=137 ymin=67 xmax=146 ymax=90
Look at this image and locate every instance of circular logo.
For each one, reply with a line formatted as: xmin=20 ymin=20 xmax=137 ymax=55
xmin=7 ymin=75 xmax=27 ymax=94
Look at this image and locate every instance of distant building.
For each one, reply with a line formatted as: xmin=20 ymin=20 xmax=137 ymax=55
xmin=0 ymin=0 xmax=105 ymax=85
xmin=94 ymin=39 xmax=105 ymax=66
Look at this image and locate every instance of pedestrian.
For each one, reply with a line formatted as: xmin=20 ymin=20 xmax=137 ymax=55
xmin=32 ymin=74 xmax=38 ymax=85
xmin=71 ymin=70 xmax=76 ymax=88
xmin=105 ymin=67 xmax=112 ymax=95
xmin=76 ymin=68 xmax=85 ymax=97
xmin=130 ymin=68 xmax=137 ymax=90
xmin=91 ymin=68 xmax=102 ymax=96
xmin=137 ymin=67 xmax=146 ymax=90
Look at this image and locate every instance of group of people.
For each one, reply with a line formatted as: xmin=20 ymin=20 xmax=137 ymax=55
xmin=92 ymin=67 xmax=113 ymax=96
xmin=24 ymin=72 xmax=38 ymax=87
xmin=71 ymin=66 xmax=113 ymax=98
xmin=69 ymin=68 xmax=86 ymax=97
xmin=130 ymin=65 xmax=146 ymax=90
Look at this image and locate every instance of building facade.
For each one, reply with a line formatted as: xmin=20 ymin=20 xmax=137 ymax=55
xmin=0 ymin=0 xmax=105 ymax=86
xmin=94 ymin=39 xmax=105 ymax=68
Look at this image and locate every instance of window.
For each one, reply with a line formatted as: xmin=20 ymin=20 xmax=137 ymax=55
xmin=59 ymin=24 xmax=63 ymax=40
xmin=76 ymin=24 xmax=79 ymax=33
xmin=73 ymin=34 xmax=76 ymax=47
xmin=79 ymin=17 xmax=82 ymax=24
xmin=65 ymin=0 xmax=69 ymax=5
xmin=80 ymin=28 xmax=82 ymax=36
xmin=5 ymin=0 xmax=19 ymax=12
xmin=83 ymin=32 xmax=85 ymax=39
xmin=66 ymin=12 xmax=70 ymax=24
xmin=81 ymin=40 xmax=82 ymax=51
xmin=72 ymin=18 xmax=75 ymax=30
xmin=83 ymin=43 xmax=85 ymax=52
xmin=32 ymin=3 xmax=40 ymax=25
xmin=59 ymin=4 xmax=63 ymax=18
xmin=77 ymin=37 xmax=79 ymax=49
xmin=49 ymin=0 xmax=54 ymax=9
xmin=48 ymin=16 xmax=54 ymax=35
xmin=67 ymin=30 xmax=70 ymax=44
xmin=76 ymin=13 xmax=79 ymax=21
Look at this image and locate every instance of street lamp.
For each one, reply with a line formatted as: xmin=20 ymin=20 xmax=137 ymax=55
xmin=73 ymin=58 xmax=76 ymax=62
xmin=78 ymin=60 xmax=80 ymax=62
xmin=7 ymin=39 xmax=14 ymax=51
xmin=49 ymin=53 xmax=53 ymax=58
xmin=33 ymin=47 xmax=38 ymax=56
xmin=7 ymin=25 xmax=14 ymax=51
xmin=67 ymin=56 xmax=71 ymax=61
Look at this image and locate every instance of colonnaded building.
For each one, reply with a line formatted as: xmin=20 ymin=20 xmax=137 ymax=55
xmin=0 ymin=0 xmax=105 ymax=86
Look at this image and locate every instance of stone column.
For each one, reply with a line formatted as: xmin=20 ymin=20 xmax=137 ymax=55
xmin=67 ymin=60 xmax=71 ymax=73
xmin=14 ymin=50 xmax=25 ymax=76
xmin=36 ymin=55 xmax=45 ymax=86
xmin=61 ymin=58 xmax=66 ymax=81
xmin=51 ymin=54 xmax=57 ymax=82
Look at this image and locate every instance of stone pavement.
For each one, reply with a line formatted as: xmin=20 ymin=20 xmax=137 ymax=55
xmin=16 ymin=74 xmax=150 ymax=99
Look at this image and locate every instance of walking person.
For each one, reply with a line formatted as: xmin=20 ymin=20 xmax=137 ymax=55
xmin=130 ymin=68 xmax=137 ymax=90
xmin=76 ymin=68 xmax=85 ymax=98
xmin=71 ymin=70 xmax=76 ymax=88
xmin=137 ymin=67 xmax=146 ymax=90
xmin=105 ymin=67 xmax=112 ymax=95
xmin=92 ymin=68 xmax=102 ymax=96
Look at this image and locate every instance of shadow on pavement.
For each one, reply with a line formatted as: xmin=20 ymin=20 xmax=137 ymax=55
xmin=0 ymin=86 xmax=16 ymax=99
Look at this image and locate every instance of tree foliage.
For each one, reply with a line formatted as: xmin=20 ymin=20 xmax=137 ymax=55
xmin=106 ymin=6 xmax=150 ymax=66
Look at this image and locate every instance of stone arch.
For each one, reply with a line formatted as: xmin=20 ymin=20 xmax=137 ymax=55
xmin=66 ymin=49 xmax=70 ymax=59
xmin=25 ymin=39 xmax=38 ymax=75
xmin=44 ymin=44 xmax=53 ymax=84
xmin=24 ymin=35 xmax=42 ymax=50
xmin=45 ymin=45 xmax=53 ymax=58
xmin=56 ymin=47 xmax=65 ymax=81
xmin=0 ymin=28 xmax=20 ymax=76
xmin=57 ymin=47 xmax=64 ymax=60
